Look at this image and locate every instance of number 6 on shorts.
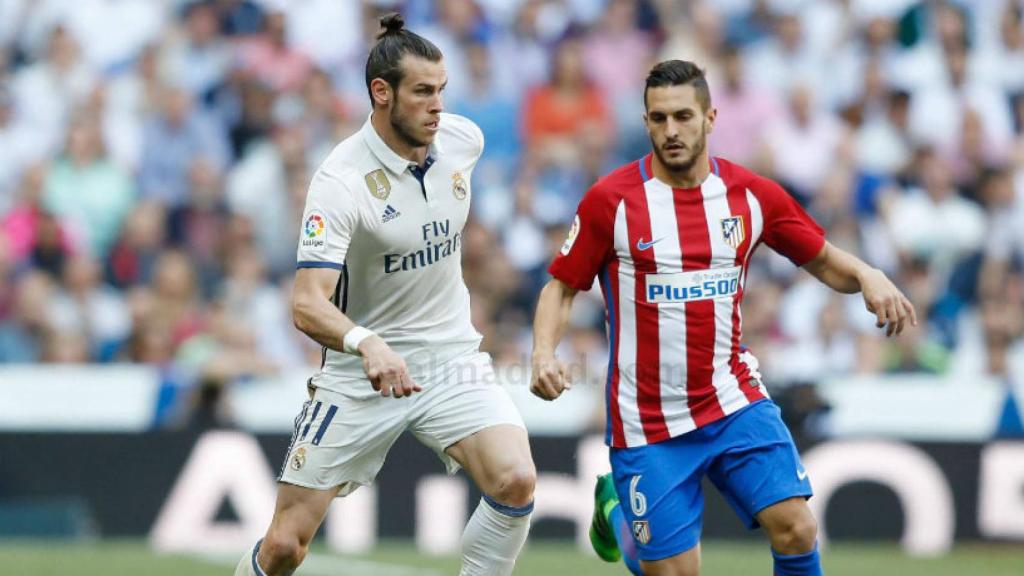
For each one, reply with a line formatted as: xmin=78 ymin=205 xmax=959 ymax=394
xmin=629 ymin=474 xmax=647 ymax=516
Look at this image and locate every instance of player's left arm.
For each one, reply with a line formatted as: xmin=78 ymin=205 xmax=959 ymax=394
xmin=803 ymin=241 xmax=918 ymax=336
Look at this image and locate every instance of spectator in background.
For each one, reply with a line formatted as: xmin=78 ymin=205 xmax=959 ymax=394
xmin=744 ymin=9 xmax=823 ymax=98
xmin=450 ymin=37 xmax=520 ymax=186
xmin=708 ymin=43 xmax=780 ymax=168
xmin=0 ymin=270 xmax=55 ymax=362
xmin=10 ymin=25 xmax=94 ymax=165
xmin=219 ymin=245 xmax=302 ymax=368
xmin=882 ymin=148 xmax=986 ymax=273
xmin=489 ymin=0 xmax=551 ymax=98
xmin=415 ymin=0 xmax=485 ymax=104
xmin=138 ymin=85 xmax=229 ymax=208
xmin=167 ymin=159 xmax=228 ymax=295
xmin=48 ymin=253 xmax=131 ymax=361
xmin=104 ymin=45 xmax=164 ymax=172
xmin=21 ymin=0 xmax=164 ymax=74
xmin=296 ymin=68 xmax=351 ymax=160
xmin=659 ymin=2 xmax=724 ymax=84
xmin=829 ymin=15 xmax=901 ymax=113
xmin=214 ymin=0 xmax=265 ymax=37
xmin=235 ymin=10 xmax=312 ymax=93
xmin=226 ymin=77 xmax=275 ymax=159
xmin=278 ymin=0 xmax=363 ymax=76
xmin=855 ymin=89 xmax=913 ymax=177
xmin=3 ymin=164 xmax=75 ymax=273
xmin=523 ymin=31 xmax=613 ymax=178
xmin=107 ymin=200 xmax=166 ymax=290
xmin=226 ymin=114 xmax=308 ymax=276
xmin=161 ymin=0 xmax=231 ymax=102
xmin=0 ymin=86 xmax=31 ymax=214
xmin=584 ymin=0 xmax=655 ymax=156
xmin=763 ymin=83 xmax=849 ymax=204
xmin=147 ymin=249 xmax=204 ymax=353
xmin=907 ymin=13 xmax=1014 ymax=165
xmin=43 ymin=114 xmax=135 ymax=258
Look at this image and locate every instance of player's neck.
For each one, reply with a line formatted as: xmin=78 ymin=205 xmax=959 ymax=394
xmin=651 ymin=151 xmax=711 ymax=189
xmin=370 ymin=111 xmax=429 ymax=166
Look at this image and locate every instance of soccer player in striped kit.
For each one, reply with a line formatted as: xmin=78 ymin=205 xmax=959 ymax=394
xmin=530 ymin=60 xmax=916 ymax=576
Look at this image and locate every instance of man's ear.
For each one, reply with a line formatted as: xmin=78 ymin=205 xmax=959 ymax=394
xmin=705 ymin=106 xmax=717 ymax=135
xmin=370 ymin=78 xmax=391 ymax=107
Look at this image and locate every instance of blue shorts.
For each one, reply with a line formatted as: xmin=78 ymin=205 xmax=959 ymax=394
xmin=609 ymin=399 xmax=812 ymax=561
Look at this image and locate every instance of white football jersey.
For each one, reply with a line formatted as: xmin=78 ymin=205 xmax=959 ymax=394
xmin=296 ymin=113 xmax=484 ymax=394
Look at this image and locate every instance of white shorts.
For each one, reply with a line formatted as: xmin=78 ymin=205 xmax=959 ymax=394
xmin=278 ymin=352 xmax=525 ymax=497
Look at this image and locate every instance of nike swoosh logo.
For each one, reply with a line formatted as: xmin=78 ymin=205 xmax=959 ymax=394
xmin=636 ymin=238 xmax=662 ymax=251
xmin=797 ymin=469 xmax=809 ymax=481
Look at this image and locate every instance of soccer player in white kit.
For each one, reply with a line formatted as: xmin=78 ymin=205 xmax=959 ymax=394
xmin=234 ymin=14 xmax=536 ymax=576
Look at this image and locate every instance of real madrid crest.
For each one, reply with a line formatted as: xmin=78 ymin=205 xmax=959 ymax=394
xmin=452 ymin=171 xmax=468 ymax=200
xmin=290 ymin=446 xmax=307 ymax=471
xmin=365 ymin=169 xmax=391 ymax=200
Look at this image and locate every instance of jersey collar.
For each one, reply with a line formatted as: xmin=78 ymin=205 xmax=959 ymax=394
xmin=361 ymin=113 xmax=445 ymax=176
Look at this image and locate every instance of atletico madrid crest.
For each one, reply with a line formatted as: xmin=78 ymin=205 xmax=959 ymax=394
xmin=720 ymin=216 xmax=745 ymax=249
xmin=632 ymin=520 xmax=651 ymax=545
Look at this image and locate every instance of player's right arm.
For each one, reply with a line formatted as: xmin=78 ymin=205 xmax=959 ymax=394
xmin=292 ymin=268 xmax=420 ymax=398
xmin=530 ymin=278 xmax=578 ymax=400
xmin=530 ymin=182 xmax=616 ymax=401
xmin=294 ymin=168 xmax=419 ymax=398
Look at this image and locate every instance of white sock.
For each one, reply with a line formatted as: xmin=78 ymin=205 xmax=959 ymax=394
xmin=234 ymin=539 xmax=267 ymax=576
xmin=459 ymin=496 xmax=533 ymax=576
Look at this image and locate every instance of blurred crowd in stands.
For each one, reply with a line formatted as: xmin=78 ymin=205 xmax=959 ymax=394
xmin=0 ymin=0 xmax=1022 ymax=427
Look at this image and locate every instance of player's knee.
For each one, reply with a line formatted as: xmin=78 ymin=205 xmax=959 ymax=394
xmin=261 ymin=533 xmax=308 ymax=571
xmin=493 ymin=463 xmax=536 ymax=508
xmin=770 ymin=513 xmax=817 ymax=554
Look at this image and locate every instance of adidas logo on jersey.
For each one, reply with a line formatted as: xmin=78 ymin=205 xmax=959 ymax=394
xmin=381 ymin=204 xmax=401 ymax=224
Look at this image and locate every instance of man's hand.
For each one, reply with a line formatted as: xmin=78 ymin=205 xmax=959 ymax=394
xmin=858 ymin=267 xmax=918 ymax=337
xmin=530 ymin=351 xmax=571 ymax=401
xmin=359 ymin=335 xmax=421 ymax=398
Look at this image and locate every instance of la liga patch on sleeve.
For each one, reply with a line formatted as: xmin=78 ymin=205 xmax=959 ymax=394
xmin=301 ymin=211 xmax=327 ymax=250
xmin=560 ymin=215 xmax=581 ymax=256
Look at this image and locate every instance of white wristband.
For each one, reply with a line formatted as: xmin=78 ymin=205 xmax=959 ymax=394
xmin=343 ymin=326 xmax=376 ymax=355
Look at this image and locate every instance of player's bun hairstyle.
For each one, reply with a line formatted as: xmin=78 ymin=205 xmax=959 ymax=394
xmin=644 ymin=60 xmax=711 ymax=112
xmin=365 ymin=13 xmax=442 ymax=107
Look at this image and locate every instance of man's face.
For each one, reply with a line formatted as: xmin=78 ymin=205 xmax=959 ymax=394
xmin=644 ymin=85 xmax=715 ymax=174
xmin=388 ymin=56 xmax=447 ymax=149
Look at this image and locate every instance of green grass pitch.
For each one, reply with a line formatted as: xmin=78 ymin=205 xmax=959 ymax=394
xmin=1 ymin=539 xmax=1023 ymax=575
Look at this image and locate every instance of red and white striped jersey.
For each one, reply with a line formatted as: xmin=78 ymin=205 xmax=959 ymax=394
xmin=549 ymin=154 xmax=825 ymax=448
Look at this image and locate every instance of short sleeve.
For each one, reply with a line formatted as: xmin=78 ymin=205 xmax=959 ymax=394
xmin=547 ymin=184 xmax=617 ymax=290
xmin=296 ymin=169 xmax=359 ymax=269
xmin=753 ymin=176 xmax=826 ymax=266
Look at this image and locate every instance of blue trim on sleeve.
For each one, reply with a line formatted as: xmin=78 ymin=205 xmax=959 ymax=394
xmin=483 ymin=494 xmax=534 ymax=517
xmin=297 ymin=261 xmax=345 ymax=270
xmin=638 ymin=155 xmax=650 ymax=182
xmin=711 ymin=157 xmax=720 ymax=176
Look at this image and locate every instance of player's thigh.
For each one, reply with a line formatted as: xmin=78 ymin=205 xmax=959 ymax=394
xmin=444 ymin=424 xmax=534 ymax=497
xmin=266 ymin=482 xmax=341 ymax=545
xmin=279 ymin=386 xmax=409 ymax=495
xmin=409 ymin=353 xmax=532 ymax=490
xmin=640 ymin=542 xmax=701 ymax=576
xmin=610 ymin=438 xmax=708 ymax=564
xmin=706 ymin=400 xmax=812 ymax=530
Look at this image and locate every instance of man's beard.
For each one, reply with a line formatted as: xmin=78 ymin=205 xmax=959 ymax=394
xmin=390 ymin=104 xmax=430 ymax=149
xmin=651 ymin=126 xmax=706 ymax=174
